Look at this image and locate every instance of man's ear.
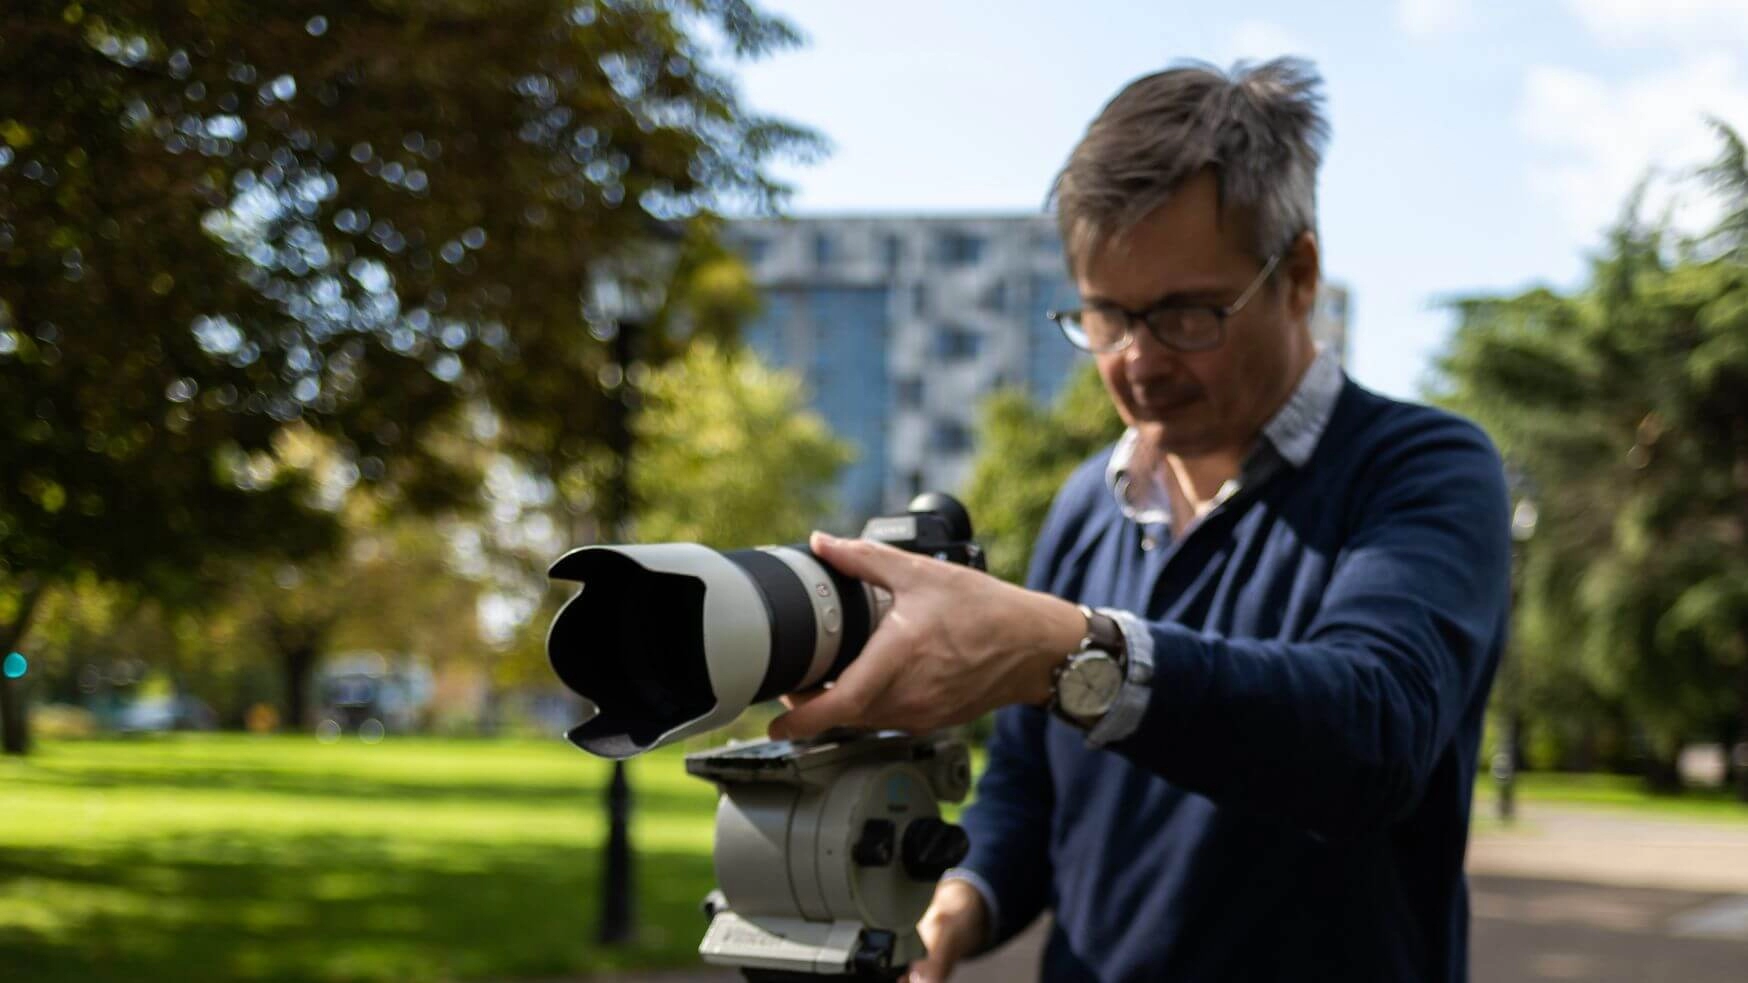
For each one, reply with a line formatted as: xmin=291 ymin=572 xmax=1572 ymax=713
xmin=1282 ymin=230 xmax=1320 ymax=324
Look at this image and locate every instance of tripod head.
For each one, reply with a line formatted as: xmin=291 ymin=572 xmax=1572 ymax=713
xmin=686 ymin=732 xmax=972 ymax=981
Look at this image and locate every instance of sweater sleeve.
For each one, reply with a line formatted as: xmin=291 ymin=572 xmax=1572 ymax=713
xmin=948 ymin=704 xmax=1055 ymax=948
xmin=1107 ymin=416 xmax=1512 ymax=839
xmin=947 ymin=456 xmax=1110 ymax=947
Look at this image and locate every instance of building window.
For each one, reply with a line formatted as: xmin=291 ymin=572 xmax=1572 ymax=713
xmin=912 ymin=282 xmax=929 ymax=317
xmin=737 ymin=236 xmax=769 ymax=264
xmin=980 ymin=279 xmax=1007 ymax=312
xmin=929 ymin=419 xmax=973 ymax=454
xmin=812 ymin=231 xmax=836 ymax=268
xmin=935 ymin=324 xmax=982 ymax=360
xmin=1033 ymin=230 xmax=1064 ymax=264
xmin=895 ymin=377 xmax=924 ymax=409
xmin=882 ymin=234 xmax=904 ymax=272
xmin=937 ymin=230 xmax=984 ymax=267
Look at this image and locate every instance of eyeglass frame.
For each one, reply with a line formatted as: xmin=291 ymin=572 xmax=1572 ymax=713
xmin=1048 ymin=252 xmax=1283 ymax=355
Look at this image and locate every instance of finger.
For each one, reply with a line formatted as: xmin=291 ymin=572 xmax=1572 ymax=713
xmin=769 ymin=632 xmax=906 ymax=740
xmin=778 ymin=688 xmax=829 ymax=711
xmin=808 ymin=531 xmax=917 ymax=590
xmin=906 ymin=953 xmax=952 ymax=983
xmin=909 ymin=922 xmax=960 ymax=983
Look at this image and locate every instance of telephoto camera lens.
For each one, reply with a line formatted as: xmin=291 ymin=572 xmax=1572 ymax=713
xmin=546 ymin=494 xmax=982 ymax=758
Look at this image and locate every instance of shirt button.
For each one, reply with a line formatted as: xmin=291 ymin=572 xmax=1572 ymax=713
xmin=1141 ymin=534 xmax=1158 ymax=551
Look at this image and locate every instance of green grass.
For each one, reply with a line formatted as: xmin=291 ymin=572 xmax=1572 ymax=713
xmin=1477 ymin=771 xmax=1748 ymax=823
xmin=0 ymin=734 xmax=722 ymax=982
xmin=7 ymin=736 xmax=1747 ymax=983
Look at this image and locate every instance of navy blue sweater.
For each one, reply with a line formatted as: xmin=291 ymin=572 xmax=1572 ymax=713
xmin=958 ymin=380 xmax=1511 ymax=982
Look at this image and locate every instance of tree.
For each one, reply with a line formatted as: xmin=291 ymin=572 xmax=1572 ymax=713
xmin=482 ymin=339 xmax=850 ymax=708
xmin=962 ymin=363 xmax=1122 ymax=584
xmin=1434 ymin=125 xmax=1748 ymax=797
xmin=0 ymin=1 xmax=819 ymax=751
xmin=630 ymin=338 xmax=851 ymax=545
xmin=226 ymin=513 xmax=487 ymax=730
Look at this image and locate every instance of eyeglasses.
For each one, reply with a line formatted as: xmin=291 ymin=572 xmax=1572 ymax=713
xmin=1049 ymin=254 xmax=1281 ymax=354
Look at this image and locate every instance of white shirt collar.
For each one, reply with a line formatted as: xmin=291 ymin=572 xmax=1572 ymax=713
xmin=1105 ymin=346 xmax=1345 ymax=524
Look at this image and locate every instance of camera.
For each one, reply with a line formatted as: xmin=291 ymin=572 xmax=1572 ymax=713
xmin=546 ymin=493 xmax=981 ymax=979
xmin=545 ymin=492 xmax=983 ymax=758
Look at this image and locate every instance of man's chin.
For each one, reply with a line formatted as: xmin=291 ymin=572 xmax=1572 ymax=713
xmin=1136 ymin=418 xmax=1221 ymax=458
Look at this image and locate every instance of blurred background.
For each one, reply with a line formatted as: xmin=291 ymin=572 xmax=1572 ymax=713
xmin=5 ymin=1 xmax=1748 ymax=981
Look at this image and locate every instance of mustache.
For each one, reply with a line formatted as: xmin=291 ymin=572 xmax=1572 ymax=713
xmin=1129 ymin=376 xmax=1205 ymax=409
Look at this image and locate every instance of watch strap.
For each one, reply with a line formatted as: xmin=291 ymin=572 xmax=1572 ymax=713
xmin=1049 ymin=605 xmax=1127 ymax=727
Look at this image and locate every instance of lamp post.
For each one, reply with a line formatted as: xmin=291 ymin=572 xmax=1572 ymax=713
xmin=585 ymin=227 xmax=683 ymax=946
xmin=1495 ymin=492 xmax=1539 ymax=823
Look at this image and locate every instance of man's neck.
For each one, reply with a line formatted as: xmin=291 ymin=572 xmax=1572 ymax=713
xmin=1161 ymin=450 xmax=1245 ymax=511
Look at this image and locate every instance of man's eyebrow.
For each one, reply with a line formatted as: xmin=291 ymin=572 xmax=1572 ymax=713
xmin=1081 ymin=284 xmax=1231 ymax=308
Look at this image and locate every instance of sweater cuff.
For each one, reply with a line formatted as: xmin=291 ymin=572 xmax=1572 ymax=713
xmin=1085 ymin=607 xmax=1155 ymax=747
xmin=941 ymin=866 xmax=1002 ymax=950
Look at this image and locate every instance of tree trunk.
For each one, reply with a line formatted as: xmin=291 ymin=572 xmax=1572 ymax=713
xmin=282 ymin=645 xmax=319 ymax=732
xmin=1 ymin=579 xmax=48 ymax=756
xmin=1643 ymin=746 xmax=1684 ymax=795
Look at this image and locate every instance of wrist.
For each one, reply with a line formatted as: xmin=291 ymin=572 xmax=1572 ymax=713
xmin=1019 ymin=593 xmax=1088 ymax=706
xmin=930 ymin=877 xmax=989 ymax=945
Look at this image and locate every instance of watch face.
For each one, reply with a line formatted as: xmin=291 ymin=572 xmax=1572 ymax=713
xmin=1060 ymin=655 xmax=1123 ymax=718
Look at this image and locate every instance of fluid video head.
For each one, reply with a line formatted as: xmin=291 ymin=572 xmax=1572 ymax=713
xmin=688 ymin=733 xmax=971 ymax=981
xmin=545 ymin=493 xmax=983 ymax=758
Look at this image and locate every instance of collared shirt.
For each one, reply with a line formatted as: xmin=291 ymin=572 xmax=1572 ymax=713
xmin=1088 ymin=345 xmax=1345 ymax=747
xmin=1104 ymin=345 xmax=1346 ymax=530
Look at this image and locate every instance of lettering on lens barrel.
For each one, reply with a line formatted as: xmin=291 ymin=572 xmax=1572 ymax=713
xmin=544 ymin=492 xmax=984 ymax=758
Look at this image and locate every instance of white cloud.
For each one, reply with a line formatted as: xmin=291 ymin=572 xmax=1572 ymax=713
xmin=1226 ymin=20 xmax=1313 ymax=63
xmin=1564 ymin=0 xmax=1748 ymax=47
xmin=1397 ymin=0 xmax=1472 ymax=37
xmin=1518 ymin=53 xmax=1748 ymax=239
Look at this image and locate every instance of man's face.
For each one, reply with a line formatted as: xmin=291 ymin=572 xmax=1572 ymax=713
xmin=1076 ymin=170 xmax=1317 ymax=459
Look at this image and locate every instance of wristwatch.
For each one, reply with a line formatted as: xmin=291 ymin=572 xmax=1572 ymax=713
xmin=1050 ymin=605 xmax=1126 ymax=729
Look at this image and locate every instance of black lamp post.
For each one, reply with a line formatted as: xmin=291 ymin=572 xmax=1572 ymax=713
xmin=586 ymin=228 xmax=682 ymax=945
xmin=1495 ymin=492 xmax=1539 ymax=823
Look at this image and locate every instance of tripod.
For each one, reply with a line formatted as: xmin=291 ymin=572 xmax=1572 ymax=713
xmin=685 ymin=732 xmax=971 ymax=981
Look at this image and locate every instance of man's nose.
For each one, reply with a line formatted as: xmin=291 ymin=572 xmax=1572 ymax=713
xmin=1123 ymin=317 xmax=1179 ymax=370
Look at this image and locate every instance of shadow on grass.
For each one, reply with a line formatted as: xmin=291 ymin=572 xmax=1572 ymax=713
xmin=0 ymin=834 xmax=719 ymax=983
xmin=12 ymin=765 xmax=717 ymax=813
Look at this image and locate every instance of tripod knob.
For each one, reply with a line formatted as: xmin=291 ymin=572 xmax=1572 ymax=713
xmin=900 ymin=817 xmax=969 ymax=881
xmin=853 ymin=818 xmax=897 ymax=867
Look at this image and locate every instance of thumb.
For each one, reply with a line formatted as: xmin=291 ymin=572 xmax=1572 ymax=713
xmin=768 ymin=660 xmax=892 ymax=741
xmin=906 ymin=952 xmax=952 ymax=983
xmin=809 ymin=531 xmax=913 ymax=590
xmin=908 ymin=923 xmax=964 ymax=979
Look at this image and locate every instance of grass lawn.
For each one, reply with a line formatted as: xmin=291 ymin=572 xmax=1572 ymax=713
xmin=7 ymin=735 xmax=1748 ymax=983
xmin=1 ymin=734 xmax=722 ymax=982
xmin=1477 ymin=771 xmax=1748 ymax=823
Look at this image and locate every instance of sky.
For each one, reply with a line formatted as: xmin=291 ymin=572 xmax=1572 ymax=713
xmin=724 ymin=0 xmax=1748 ymax=400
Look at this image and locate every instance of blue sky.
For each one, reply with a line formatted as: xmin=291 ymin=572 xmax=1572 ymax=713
xmin=727 ymin=0 xmax=1748 ymax=399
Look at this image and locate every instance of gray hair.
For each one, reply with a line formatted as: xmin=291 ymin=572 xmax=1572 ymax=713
xmin=1051 ymin=57 xmax=1329 ymax=272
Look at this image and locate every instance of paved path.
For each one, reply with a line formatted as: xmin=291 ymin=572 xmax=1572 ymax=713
xmin=602 ymin=803 xmax=1748 ymax=982
xmin=1466 ymin=806 xmax=1748 ymax=894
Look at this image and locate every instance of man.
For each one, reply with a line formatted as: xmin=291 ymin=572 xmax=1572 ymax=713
xmin=771 ymin=57 xmax=1509 ymax=982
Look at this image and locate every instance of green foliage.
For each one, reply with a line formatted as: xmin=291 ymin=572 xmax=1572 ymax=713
xmin=1435 ymin=125 xmax=1748 ymax=780
xmin=0 ymin=1 xmax=819 ymax=746
xmin=963 ymin=361 xmax=1121 ymax=583
xmin=631 ymin=339 xmax=853 ymax=546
